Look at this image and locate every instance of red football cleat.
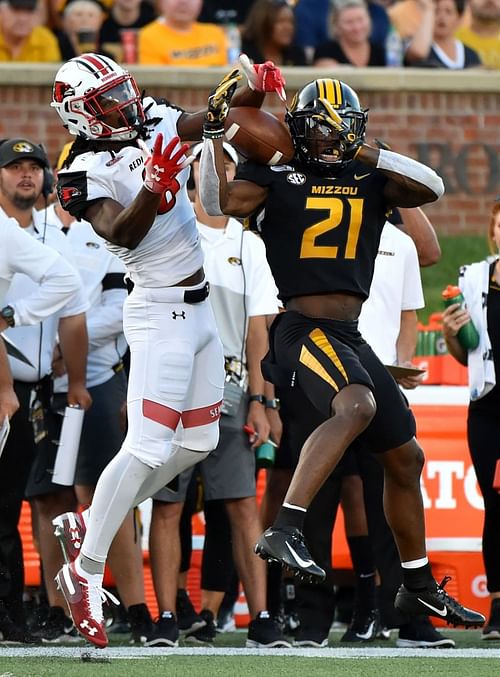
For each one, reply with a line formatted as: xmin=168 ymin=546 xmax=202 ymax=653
xmin=53 ymin=510 xmax=88 ymax=563
xmin=55 ymin=561 xmax=118 ymax=648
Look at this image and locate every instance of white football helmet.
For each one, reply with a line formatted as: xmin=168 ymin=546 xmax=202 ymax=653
xmin=51 ymin=53 xmax=145 ymax=141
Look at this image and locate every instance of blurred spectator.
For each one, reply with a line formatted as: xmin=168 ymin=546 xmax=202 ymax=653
xmin=441 ymin=200 xmax=500 ymax=640
xmin=0 ymin=0 xmax=61 ymax=61
xmin=55 ymin=0 xmax=106 ymax=60
xmin=294 ymin=0 xmax=389 ymax=62
xmin=198 ymin=0 xmax=254 ymax=26
xmin=240 ymin=0 xmax=307 ymax=66
xmin=99 ymin=0 xmax=155 ymax=63
xmin=405 ymin=0 xmax=482 ymax=68
xmin=314 ymin=0 xmax=386 ymax=67
xmin=388 ymin=0 xmax=425 ymax=39
xmin=138 ymin=0 xmax=228 ymax=66
xmin=456 ymin=0 xmax=500 ymax=69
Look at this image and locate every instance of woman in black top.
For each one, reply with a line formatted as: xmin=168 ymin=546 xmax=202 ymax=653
xmin=240 ymin=0 xmax=307 ymax=66
xmin=314 ymin=0 xmax=386 ymax=67
xmin=442 ymin=201 xmax=500 ymax=639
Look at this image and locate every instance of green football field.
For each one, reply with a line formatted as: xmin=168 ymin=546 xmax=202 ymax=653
xmin=1 ymin=629 xmax=499 ymax=677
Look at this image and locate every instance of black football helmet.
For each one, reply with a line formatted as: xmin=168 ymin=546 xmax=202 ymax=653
xmin=286 ymin=79 xmax=368 ymax=174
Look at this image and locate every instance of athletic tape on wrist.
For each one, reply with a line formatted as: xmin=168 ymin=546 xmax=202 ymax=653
xmin=376 ymin=149 xmax=444 ymax=198
xmin=199 ymin=139 xmax=224 ymax=216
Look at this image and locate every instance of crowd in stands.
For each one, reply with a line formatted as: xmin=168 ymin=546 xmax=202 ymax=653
xmin=0 ymin=0 xmax=498 ymax=68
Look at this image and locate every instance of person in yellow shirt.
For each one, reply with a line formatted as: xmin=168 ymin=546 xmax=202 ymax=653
xmin=455 ymin=0 xmax=500 ymax=68
xmin=138 ymin=0 xmax=228 ymax=66
xmin=0 ymin=0 xmax=61 ymax=61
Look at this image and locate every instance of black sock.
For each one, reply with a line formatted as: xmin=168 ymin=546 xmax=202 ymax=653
xmin=402 ymin=563 xmax=435 ymax=591
xmin=274 ymin=505 xmax=305 ymax=531
xmin=347 ymin=536 xmax=376 ymax=611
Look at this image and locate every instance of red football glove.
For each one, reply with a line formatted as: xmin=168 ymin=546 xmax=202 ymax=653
xmin=143 ymin=133 xmax=191 ymax=195
xmin=239 ymin=54 xmax=286 ymax=103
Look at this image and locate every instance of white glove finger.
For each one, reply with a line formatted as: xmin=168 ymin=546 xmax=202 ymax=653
xmin=239 ymin=53 xmax=257 ymax=88
xmin=137 ymin=139 xmax=151 ymax=161
xmin=181 ymin=154 xmax=195 ymax=170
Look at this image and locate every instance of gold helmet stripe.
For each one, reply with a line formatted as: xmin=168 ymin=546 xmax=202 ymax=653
xmin=317 ymin=79 xmax=336 ymax=104
xmin=334 ymin=79 xmax=343 ymax=106
xmin=316 ymin=79 xmax=343 ymax=107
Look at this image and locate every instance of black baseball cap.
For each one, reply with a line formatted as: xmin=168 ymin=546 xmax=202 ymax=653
xmin=0 ymin=138 xmax=49 ymax=169
xmin=5 ymin=0 xmax=38 ymax=9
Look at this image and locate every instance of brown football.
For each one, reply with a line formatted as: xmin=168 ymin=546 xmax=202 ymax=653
xmin=224 ymin=107 xmax=295 ymax=166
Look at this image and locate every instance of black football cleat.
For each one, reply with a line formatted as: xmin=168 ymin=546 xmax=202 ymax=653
xmin=255 ymin=527 xmax=326 ymax=583
xmin=395 ymin=576 xmax=486 ymax=628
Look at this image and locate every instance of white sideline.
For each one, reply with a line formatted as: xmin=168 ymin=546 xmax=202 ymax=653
xmin=1 ymin=647 xmax=500 ymax=659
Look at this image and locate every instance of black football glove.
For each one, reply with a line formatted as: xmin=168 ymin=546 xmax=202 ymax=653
xmin=204 ymin=68 xmax=242 ymax=139
xmin=320 ymin=106 xmax=364 ymax=162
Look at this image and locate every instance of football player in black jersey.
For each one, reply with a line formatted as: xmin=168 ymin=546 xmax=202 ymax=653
xmin=198 ymin=77 xmax=486 ymax=628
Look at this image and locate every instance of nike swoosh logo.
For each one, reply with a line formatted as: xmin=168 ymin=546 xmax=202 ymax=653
xmin=354 ymin=172 xmax=371 ymax=180
xmin=356 ymin=620 xmax=375 ymax=640
xmin=417 ymin=598 xmax=448 ymax=617
xmin=285 ymin=541 xmax=315 ymax=568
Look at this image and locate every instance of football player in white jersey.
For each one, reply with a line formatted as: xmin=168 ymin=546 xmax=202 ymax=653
xmin=50 ymin=52 xmax=286 ymax=647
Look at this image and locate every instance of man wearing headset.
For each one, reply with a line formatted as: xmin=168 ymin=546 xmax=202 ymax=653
xmin=0 ymin=138 xmax=89 ymax=644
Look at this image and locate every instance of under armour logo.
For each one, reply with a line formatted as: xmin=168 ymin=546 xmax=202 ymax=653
xmin=70 ymin=528 xmax=81 ymax=546
xmin=172 ymin=311 xmax=186 ymax=320
xmin=151 ymin=164 xmax=164 ymax=182
xmin=80 ymin=619 xmax=98 ymax=635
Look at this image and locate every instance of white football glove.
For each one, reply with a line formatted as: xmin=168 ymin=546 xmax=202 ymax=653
xmin=239 ymin=53 xmax=287 ymax=103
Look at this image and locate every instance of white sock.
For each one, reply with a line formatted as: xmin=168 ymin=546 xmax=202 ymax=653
xmin=401 ymin=557 xmax=429 ymax=569
xmin=81 ymin=451 xmax=154 ymax=562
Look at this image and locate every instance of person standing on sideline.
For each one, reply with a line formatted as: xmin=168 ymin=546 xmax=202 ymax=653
xmin=198 ymin=75 xmax=486 ymax=629
xmin=0 ymin=138 xmax=87 ymax=643
xmin=442 ymin=199 xmax=500 ymax=640
xmin=50 ymin=52 xmax=287 ymax=647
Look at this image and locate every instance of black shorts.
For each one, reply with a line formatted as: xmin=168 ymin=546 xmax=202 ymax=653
xmin=265 ymin=311 xmax=415 ymax=454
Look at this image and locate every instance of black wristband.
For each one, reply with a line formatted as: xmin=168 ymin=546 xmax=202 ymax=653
xmin=265 ymin=398 xmax=280 ymax=410
xmin=203 ymin=127 xmax=225 ymax=140
xmin=249 ymin=394 xmax=266 ymax=405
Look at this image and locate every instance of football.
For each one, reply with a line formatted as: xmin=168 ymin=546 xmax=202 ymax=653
xmin=224 ymin=107 xmax=295 ymax=166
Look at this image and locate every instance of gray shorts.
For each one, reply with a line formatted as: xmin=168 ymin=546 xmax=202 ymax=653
xmin=154 ymin=411 xmax=256 ymax=503
xmin=25 ymin=370 xmax=127 ymax=497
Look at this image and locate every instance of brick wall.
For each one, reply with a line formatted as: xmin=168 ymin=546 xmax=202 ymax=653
xmin=0 ymin=66 xmax=497 ymax=236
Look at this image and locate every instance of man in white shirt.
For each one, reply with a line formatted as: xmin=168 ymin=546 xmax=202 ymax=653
xmin=0 ymin=215 xmax=81 ymax=424
xmin=0 ymin=138 xmax=90 ymax=644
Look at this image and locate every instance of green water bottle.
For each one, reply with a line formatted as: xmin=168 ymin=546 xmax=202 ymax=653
xmin=442 ymin=285 xmax=480 ymax=351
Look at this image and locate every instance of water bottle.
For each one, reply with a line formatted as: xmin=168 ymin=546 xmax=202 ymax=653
xmin=385 ymin=26 xmax=404 ymax=67
xmin=255 ymin=439 xmax=277 ymax=468
xmin=225 ymin=22 xmax=241 ymax=65
xmin=442 ymin=285 xmax=480 ymax=351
